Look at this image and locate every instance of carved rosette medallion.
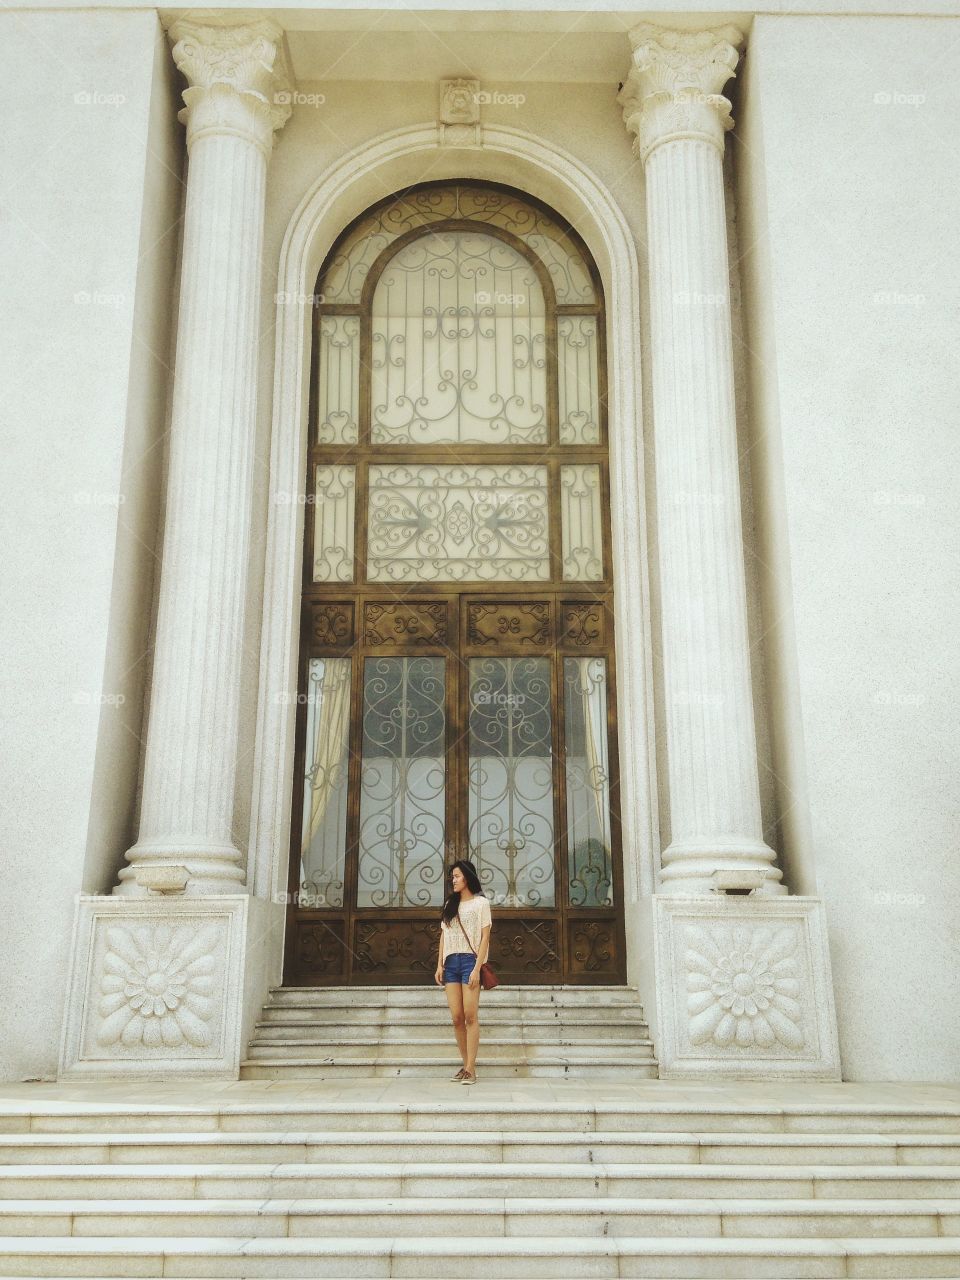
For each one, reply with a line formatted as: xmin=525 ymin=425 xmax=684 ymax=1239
xmin=96 ymin=924 xmax=219 ymax=1050
xmin=617 ymin=23 xmax=743 ymax=163
xmin=684 ymin=924 xmax=805 ymax=1051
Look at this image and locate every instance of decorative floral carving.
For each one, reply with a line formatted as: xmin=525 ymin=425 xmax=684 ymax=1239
xmin=467 ymin=602 xmax=551 ymax=647
xmin=684 ymin=925 xmax=805 ymax=1051
xmin=617 ymin=24 xmax=742 ymax=163
xmin=569 ymin=921 xmax=615 ymax=974
xmin=561 ymin=603 xmax=604 ymax=648
xmin=169 ymin=20 xmax=293 ymax=145
xmin=97 ymin=924 xmax=219 ymax=1050
xmin=363 ymin=602 xmax=447 ymax=646
xmin=311 ymin=603 xmax=353 ymax=649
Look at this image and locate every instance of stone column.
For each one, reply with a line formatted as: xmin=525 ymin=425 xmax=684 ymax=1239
xmin=117 ymin=21 xmax=292 ymax=896
xmin=619 ymin=25 xmax=783 ymax=895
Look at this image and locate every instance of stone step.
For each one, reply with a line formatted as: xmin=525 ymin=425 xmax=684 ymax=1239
xmin=0 ymin=1233 xmax=958 ymax=1277
xmin=3 ymin=1130 xmax=957 ymax=1167
xmin=238 ymin=1058 xmax=661 ymax=1080
xmin=258 ymin=1007 xmax=650 ymax=1026
xmin=4 ymin=1101 xmax=960 ymax=1137
xmin=245 ymin=1038 xmax=656 ymax=1060
xmin=1 ymin=1196 xmax=958 ymax=1238
xmin=265 ymin=986 xmax=644 ymax=1006
xmin=5 ymin=1162 xmax=960 ymax=1200
xmin=252 ymin=1021 xmax=651 ymax=1042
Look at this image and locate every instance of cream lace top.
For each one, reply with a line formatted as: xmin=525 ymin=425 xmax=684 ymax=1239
xmin=440 ymin=894 xmax=493 ymax=961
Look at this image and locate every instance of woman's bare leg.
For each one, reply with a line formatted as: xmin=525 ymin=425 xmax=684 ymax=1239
xmin=444 ymin=982 xmax=467 ymax=1065
xmin=462 ymin=982 xmax=480 ymax=1074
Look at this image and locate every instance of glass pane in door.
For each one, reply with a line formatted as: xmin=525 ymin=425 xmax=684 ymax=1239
xmin=357 ymin=657 xmax=446 ymax=907
xmin=563 ymin=656 xmax=614 ymax=906
xmin=468 ymin=656 xmax=555 ymax=907
xmin=300 ymin=657 xmax=352 ymax=907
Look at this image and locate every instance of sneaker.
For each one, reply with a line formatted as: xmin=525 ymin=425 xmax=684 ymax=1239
xmin=450 ymin=1066 xmax=467 ymax=1081
xmin=460 ymin=1070 xmax=477 ymax=1085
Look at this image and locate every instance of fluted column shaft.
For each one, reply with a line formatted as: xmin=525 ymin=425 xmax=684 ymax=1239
xmin=620 ymin=25 xmax=783 ymax=894
xmin=118 ymin=21 xmax=292 ymax=895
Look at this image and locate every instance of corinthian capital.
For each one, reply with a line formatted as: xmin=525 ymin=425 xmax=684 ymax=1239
xmin=617 ymin=23 xmax=744 ymax=164
xmin=169 ymin=19 xmax=294 ymax=155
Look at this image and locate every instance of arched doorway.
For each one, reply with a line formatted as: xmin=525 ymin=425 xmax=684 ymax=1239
xmin=284 ymin=181 xmax=627 ymax=984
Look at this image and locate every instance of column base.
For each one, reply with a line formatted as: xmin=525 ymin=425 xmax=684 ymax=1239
xmin=115 ymin=842 xmax=247 ymax=896
xmin=58 ymin=894 xmax=277 ymax=1080
xmin=652 ymin=894 xmax=841 ymax=1080
xmin=659 ymin=838 xmax=787 ymax=895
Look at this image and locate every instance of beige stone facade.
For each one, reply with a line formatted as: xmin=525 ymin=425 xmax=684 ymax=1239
xmin=1 ymin=2 xmax=958 ymax=1089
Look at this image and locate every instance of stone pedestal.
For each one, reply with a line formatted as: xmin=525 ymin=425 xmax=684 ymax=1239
xmin=59 ymin=20 xmax=293 ymax=1081
xmin=652 ymin=895 xmax=841 ymax=1080
xmin=59 ymin=896 xmax=249 ymax=1079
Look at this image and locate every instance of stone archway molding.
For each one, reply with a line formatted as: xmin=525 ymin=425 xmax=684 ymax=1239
xmin=247 ymin=122 xmax=663 ymax=993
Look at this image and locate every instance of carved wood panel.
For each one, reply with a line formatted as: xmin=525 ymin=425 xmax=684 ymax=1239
xmin=566 ymin=917 xmax=618 ymax=977
xmin=466 ymin=601 xmax=551 ymax=648
xmin=352 ymin=919 xmax=441 ymax=975
xmin=489 ymin=919 xmax=560 ymax=976
xmin=561 ymin=601 xmax=604 ymax=649
xmin=363 ymin=601 xmax=448 ymax=648
xmin=294 ymin=919 xmax=347 ymax=978
xmin=309 ymin=602 xmax=354 ymax=650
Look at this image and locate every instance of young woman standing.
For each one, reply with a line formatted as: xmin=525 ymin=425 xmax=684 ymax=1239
xmin=434 ymin=859 xmax=492 ymax=1085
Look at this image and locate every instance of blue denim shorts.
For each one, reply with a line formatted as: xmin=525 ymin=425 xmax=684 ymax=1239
xmin=442 ymin=952 xmax=476 ymax=985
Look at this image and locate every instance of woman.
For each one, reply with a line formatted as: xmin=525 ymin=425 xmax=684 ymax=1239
xmin=434 ymin=859 xmax=492 ymax=1085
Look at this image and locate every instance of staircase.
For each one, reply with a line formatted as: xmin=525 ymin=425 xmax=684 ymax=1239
xmin=241 ymin=983 xmax=659 ymax=1079
xmin=0 ymin=1079 xmax=959 ymax=1276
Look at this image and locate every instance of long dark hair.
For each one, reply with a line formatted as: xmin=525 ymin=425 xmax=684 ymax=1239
xmin=442 ymin=859 xmax=485 ymax=923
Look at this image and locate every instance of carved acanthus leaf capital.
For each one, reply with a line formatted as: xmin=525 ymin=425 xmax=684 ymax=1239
xmin=618 ymin=23 xmax=744 ymax=164
xmin=169 ymin=19 xmax=294 ymax=155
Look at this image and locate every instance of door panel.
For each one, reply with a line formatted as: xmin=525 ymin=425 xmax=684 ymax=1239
xmin=286 ymin=591 xmax=625 ymax=985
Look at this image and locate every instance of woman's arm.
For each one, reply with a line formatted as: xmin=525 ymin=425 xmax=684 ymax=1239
xmin=434 ymin=925 xmax=445 ymax=985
